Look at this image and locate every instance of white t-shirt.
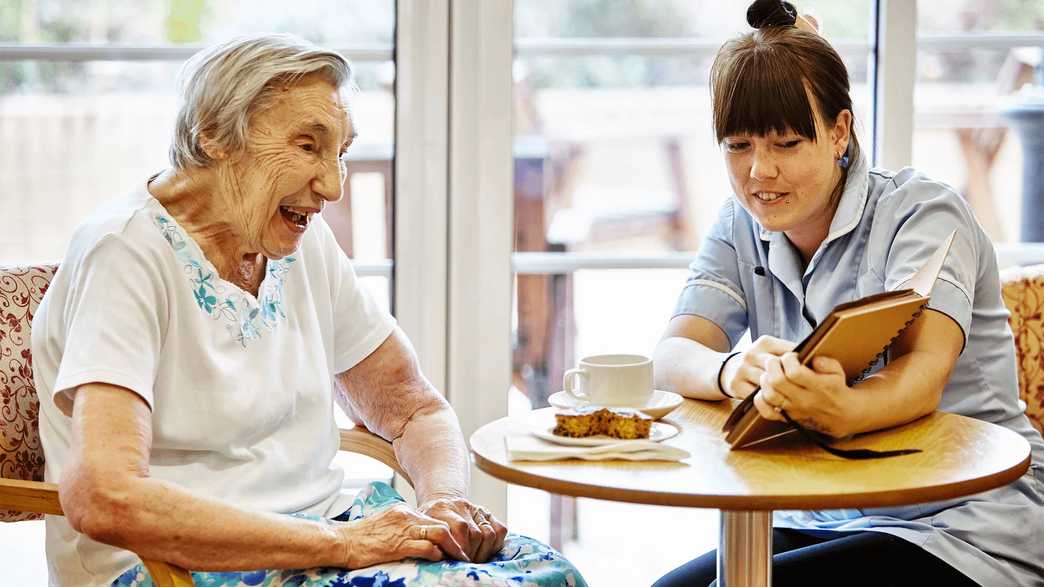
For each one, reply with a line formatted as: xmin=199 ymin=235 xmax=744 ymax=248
xmin=33 ymin=184 xmax=396 ymax=587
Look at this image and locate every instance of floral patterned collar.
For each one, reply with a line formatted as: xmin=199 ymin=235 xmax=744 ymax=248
xmin=148 ymin=200 xmax=297 ymax=346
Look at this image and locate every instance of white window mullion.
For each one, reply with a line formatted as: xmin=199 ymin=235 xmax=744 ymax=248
xmin=873 ymin=0 xmax=918 ymax=170
xmin=394 ymin=0 xmax=450 ymax=392
xmin=447 ymin=0 xmax=514 ymax=520
xmin=393 ymin=0 xmax=451 ymax=501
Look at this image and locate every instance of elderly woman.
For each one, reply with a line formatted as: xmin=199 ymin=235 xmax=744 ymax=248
xmin=32 ymin=34 xmax=585 ymax=587
xmin=653 ymin=1 xmax=1044 ymax=586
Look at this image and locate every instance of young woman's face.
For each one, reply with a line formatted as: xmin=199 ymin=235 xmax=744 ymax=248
xmin=721 ymin=100 xmax=851 ymax=244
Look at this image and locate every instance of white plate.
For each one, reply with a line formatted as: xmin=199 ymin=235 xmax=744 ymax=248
xmin=547 ymin=389 xmax=684 ymax=420
xmin=525 ymin=410 xmax=680 ymax=447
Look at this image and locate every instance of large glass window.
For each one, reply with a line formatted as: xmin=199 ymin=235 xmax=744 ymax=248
xmin=912 ymin=0 xmax=1044 ymax=243
xmin=0 ymin=0 xmax=395 ymax=273
xmin=0 ymin=2 xmax=395 ymax=582
xmin=510 ymin=2 xmax=875 ymax=584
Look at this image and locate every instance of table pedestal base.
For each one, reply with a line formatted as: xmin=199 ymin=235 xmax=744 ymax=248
xmin=718 ymin=510 xmax=772 ymax=587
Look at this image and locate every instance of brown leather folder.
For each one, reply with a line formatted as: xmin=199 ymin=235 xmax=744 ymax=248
xmin=722 ymin=229 xmax=957 ymax=449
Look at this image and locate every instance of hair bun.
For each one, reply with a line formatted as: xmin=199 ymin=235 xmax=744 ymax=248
xmin=747 ymin=0 xmax=798 ymax=29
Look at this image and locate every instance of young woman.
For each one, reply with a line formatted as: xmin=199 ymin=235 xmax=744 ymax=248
xmin=652 ymin=2 xmax=1044 ymax=585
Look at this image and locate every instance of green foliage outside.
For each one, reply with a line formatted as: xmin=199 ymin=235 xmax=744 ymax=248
xmin=0 ymin=0 xmax=1041 ymax=94
xmin=997 ymin=0 xmax=1044 ymax=30
xmin=516 ymin=0 xmax=873 ymax=89
xmin=515 ymin=0 xmax=1042 ymax=89
xmin=165 ymin=0 xmax=208 ymax=43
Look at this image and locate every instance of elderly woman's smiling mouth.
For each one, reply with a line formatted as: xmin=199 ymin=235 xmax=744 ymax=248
xmin=278 ymin=204 xmax=319 ymax=231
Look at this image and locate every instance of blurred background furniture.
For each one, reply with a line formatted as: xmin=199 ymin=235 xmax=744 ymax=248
xmin=1001 ymin=263 xmax=1044 ymax=433
xmin=0 ymin=264 xmax=409 ymax=586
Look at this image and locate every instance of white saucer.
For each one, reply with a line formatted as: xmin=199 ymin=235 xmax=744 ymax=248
xmin=524 ymin=410 xmax=680 ymax=447
xmin=547 ymin=389 xmax=683 ymax=420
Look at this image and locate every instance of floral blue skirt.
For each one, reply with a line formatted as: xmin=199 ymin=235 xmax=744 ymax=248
xmin=112 ymin=482 xmax=586 ymax=587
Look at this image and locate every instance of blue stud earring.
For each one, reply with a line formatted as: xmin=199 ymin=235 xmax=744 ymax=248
xmin=837 ymin=152 xmax=850 ymax=169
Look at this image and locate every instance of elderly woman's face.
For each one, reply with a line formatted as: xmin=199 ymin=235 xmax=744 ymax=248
xmin=721 ymin=99 xmax=850 ymax=239
xmin=224 ymin=74 xmax=352 ymax=260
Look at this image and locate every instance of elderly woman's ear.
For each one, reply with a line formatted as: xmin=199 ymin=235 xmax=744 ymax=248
xmin=198 ymin=133 xmax=229 ymax=161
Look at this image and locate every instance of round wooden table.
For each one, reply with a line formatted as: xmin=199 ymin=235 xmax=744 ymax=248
xmin=469 ymin=400 xmax=1031 ymax=587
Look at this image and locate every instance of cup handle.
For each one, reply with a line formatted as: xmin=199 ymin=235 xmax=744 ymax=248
xmin=563 ymin=368 xmax=588 ymax=401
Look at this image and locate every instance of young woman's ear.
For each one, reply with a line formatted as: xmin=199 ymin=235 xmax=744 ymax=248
xmin=832 ymin=109 xmax=853 ymax=156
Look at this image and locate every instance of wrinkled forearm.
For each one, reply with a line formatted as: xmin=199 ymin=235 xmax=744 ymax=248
xmin=334 ymin=329 xmax=470 ymax=503
xmin=60 ymin=471 xmax=344 ymax=572
xmin=392 ymin=404 xmax=470 ymax=504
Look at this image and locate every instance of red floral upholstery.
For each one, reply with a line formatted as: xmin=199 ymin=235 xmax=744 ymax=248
xmin=1001 ymin=264 xmax=1044 ymax=435
xmin=0 ymin=264 xmax=57 ymax=522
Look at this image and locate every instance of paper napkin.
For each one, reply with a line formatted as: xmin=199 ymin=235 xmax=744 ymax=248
xmin=506 ymin=434 xmax=690 ymax=462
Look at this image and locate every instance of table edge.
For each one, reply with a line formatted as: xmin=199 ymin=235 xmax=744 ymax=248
xmin=471 ymin=444 xmax=1031 ymax=511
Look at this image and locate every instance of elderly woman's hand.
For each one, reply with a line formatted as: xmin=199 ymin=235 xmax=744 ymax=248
xmin=338 ymin=502 xmax=471 ymax=569
xmin=753 ymin=353 xmax=854 ymax=438
xmin=418 ymin=495 xmax=508 ymax=563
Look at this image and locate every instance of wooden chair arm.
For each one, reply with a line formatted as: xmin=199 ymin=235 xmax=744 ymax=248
xmin=142 ymin=560 xmax=195 ymax=587
xmin=0 ymin=478 xmax=62 ymax=516
xmin=338 ymin=426 xmax=413 ymax=488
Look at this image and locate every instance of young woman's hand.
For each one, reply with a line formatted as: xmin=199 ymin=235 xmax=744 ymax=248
xmin=752 ymin=353 xmax=854 ymax=438
xmin=337 ymin=502 xmax=470 ymax=569
xmin=720 ymin=335 xmax=796 ymax=399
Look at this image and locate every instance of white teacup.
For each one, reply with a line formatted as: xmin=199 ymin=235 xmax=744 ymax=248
xmin=563 ymin=354 xmax=654 ymax=407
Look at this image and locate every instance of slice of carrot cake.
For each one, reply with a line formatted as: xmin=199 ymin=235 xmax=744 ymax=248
xmin=553 ymin=406 xmax=651 ymax=439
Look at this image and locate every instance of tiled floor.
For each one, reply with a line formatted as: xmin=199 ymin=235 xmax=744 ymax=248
xmin=565 ymin=500 xmax=719 ymax=586
xmin=508 ymin=483 xmax=719 ymax=586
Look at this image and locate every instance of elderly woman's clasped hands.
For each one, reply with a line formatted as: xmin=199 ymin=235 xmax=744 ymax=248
xmin=416 ymin=495 xmax=507 ymax=562
xmin=339 ymin=497 xmax=505 ymax=568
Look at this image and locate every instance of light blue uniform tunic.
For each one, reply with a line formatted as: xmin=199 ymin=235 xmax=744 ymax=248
xmin=674 ymin=152 xmax=1044 ymax=585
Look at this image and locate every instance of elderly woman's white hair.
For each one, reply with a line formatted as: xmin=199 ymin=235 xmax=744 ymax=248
xmin=171 ymin=33 xmax=352 ymax=170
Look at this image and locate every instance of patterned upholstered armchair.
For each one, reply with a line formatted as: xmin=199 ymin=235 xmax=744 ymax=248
xmin=1001 ymin=264 xmax=1044 ymax=434
xmin=0 ymin=264 xmax=410 ymax=586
